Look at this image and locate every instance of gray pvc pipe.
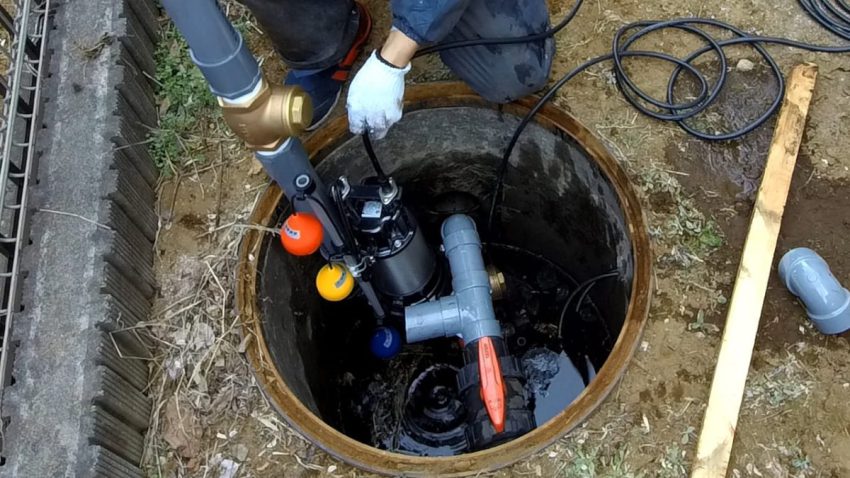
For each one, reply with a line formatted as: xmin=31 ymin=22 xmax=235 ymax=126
xmin=257 ymin=139 xmax=386 ymax=318
xmin=162 ymin=0 xmax=261 ymax=100
xmin=256 ymin=139 xmax=344 ymax=249
xmin=778 ymin=248 xmax=850 ymax=335
xmin=405 ymin=215 xmax=502 ymax=343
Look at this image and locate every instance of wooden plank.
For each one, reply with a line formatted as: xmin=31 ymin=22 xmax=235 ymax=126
xmin=691 ymin=63 xmax=818 ymax=478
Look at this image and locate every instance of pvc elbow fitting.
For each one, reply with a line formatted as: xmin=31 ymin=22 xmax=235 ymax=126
xmin=778 ymin=248 xmax=850 ymax=335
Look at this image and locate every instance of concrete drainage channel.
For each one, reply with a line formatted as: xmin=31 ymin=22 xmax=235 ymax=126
xmin=237 ymin=85 xmax=652 ymax=476
xmin=0 ymin=0 xmax=159 ymax=476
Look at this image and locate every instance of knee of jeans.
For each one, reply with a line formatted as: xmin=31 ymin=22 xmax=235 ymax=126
xmin=480 ymin=57 xmax=552 ymax=104
xmin=515 ymin=59 xmax=551 ymax=94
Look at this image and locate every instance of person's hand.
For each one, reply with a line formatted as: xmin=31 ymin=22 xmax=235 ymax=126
xmin=346 ymin=50 xmax=410 ymax=140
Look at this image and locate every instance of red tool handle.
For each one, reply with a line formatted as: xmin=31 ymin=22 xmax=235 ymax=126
xmin=477 ymin=336 xmax=506 ymax=433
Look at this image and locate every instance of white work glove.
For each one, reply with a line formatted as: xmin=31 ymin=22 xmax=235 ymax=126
xmin=346 ymin=50 xmax=410 ymax=140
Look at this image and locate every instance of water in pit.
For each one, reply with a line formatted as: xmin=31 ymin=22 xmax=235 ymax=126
xmin=312 ymin=236 xmax=608 ymax=456
xmin=257 ymin=108 xmax=635 ymax=458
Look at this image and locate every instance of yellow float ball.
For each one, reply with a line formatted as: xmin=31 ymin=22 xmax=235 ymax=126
xmin=315 ymin=263 xmax=355 ymax=302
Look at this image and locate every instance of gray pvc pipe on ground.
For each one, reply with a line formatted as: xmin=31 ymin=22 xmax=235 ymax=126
xmin=779 ymin=248 xmax=850 ymax=335
xmin=162 ymin=0 xmax=261 ymax=100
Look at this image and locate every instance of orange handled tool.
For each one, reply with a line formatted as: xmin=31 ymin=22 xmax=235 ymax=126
xmin=477 ymin=336 xmax=506 ymax=433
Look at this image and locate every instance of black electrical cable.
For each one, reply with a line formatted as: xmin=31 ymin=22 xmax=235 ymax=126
xmin=362 ymin=133 xmax=389 ymax=183
xmin=329 ymin=182 xmax=363 ymax=255
xmin=366 ymin=0 xmax=849 ymax=233
xmin=483 ymin=242 xmax=579 ymax=288
xmin=801 ymin=0 xmax=850 ymax=39
xmin=557 ymin=271 xmax=619 ymax=339
xmin=481 ymin=3 xmax=850 ymax=235
xmin=414 ymin=0 xmax=585 ymax=57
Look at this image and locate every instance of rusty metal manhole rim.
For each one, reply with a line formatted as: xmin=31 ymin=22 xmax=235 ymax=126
xmin=236 ymin=82 xmax=653 ymax=477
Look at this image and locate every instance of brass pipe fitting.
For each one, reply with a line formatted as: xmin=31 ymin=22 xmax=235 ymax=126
xmin=219 ymin=81 xmax=313 ymax=151
xmin=487 ymin=265 xmax=507 ymax=301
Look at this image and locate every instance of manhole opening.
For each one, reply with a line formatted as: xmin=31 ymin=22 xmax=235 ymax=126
xmin=254 ymin=106 xmax=634 ymax=457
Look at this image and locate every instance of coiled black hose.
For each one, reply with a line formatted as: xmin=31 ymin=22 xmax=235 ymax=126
xmin=464 ymin=0 xmax=850 ymax=234
xmin=801 ymin=0 xmax=850 ymax=40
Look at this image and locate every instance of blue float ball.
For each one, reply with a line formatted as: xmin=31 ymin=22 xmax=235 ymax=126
xmin=370 ymin=326 xmax=402 ymax=359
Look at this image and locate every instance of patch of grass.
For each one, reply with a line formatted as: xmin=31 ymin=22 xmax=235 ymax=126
xmin=745 ymin=353 xmax=814 ymax=411
xmin=696 ymin=222 xmax=723 ymax=249
xmin=599 ymin=446 xmax=643 ymax=478
xmin=563 ymin=445 xmax=643 ymax=478
xmin=667 ymin=201 xmax=725 ymax=255
xmin=758 ymin=441 xmax=816 ymax=478
xmin=679 ymin=426 xmax=697 ymax=445
xmin=659 ymin=445 xmax=687 ymax=478
xmin=635 ymin=163 xmax=726 ymax=258
xmin=149 ymin=24 xmax=218 ymax=176
xmin=565 ymin=446 xmax=598 ymax=478
xmin=790 ymin=450 xmax=812 ymax=473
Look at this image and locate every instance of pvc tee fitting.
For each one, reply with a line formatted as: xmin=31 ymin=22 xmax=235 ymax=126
xmin=778 ymin=248 xmax=850 ymax=335
xmin=405 ymin=215 xmax=502 ymax=344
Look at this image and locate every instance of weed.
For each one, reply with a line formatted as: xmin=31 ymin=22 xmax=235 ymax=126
xmin=635 ymin=162 xmax=726 ymax=257
xmin=561 ymin=444 xmax=643 ymax=478
xmin=76 ymin=33 xmax=114 ymax=60
xmin=565 ymin=446 xmax=598 ymax=478
xmin=666 ymin=201 xmax=724 ymax=254
xmin=599 ymin=446 xmax=643 ymax=478
xmin=149 ymin=24 xmax=218 ymax=175
xmin=688 ymin=310 xmax=720 ymax=334
xmin=745 ymin=353 xmax=814 ymax=411
xmin=696 ymin=223 xmax=723 ymax=249
xmin=679 ymin=426 xmax=697 ymax=445
xmin=791 ymin=451 xmax=812 ymax=472
xmin=759 ymin=441 xmax=816 ymax=478
xmin=659 ymin=445 xmax=687 ymax=478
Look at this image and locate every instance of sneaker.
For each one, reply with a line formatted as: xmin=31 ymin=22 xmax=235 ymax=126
xmin=284 ymin=2 xmax=372 ymax=131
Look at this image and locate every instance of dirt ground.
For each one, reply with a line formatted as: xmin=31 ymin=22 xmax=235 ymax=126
xmin=144 ymin=1 xmax=850 ymax=477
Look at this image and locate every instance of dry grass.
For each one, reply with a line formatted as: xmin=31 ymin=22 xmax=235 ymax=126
xmin=138 ymin=2 xmax=341 ymax=475
xmin=744 ymin=348 xmax=815 ymax=413
xmin=139 ymin=220 xmax=246 ymax=475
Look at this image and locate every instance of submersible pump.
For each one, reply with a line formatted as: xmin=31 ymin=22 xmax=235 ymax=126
xmin=162 ymin=0 xmax=535 ymax=451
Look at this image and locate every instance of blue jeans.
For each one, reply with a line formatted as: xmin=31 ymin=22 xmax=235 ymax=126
xmin=240 ymin=0 xmax=554 ymax=102
xmin=239 ymin=0 xmax=361 ymax=70
xmin=437 ymin=0 xmax=554 ymax=103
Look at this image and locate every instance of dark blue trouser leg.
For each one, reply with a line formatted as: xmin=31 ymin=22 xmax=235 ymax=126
xmin=439 ymin=0 xmax=555 ymax=103
xmin=239 ymin=0 xmax=358 ymax=70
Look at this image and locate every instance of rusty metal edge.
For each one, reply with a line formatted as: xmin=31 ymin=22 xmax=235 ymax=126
xmin=236 ymin=81 xmax=653 ymax=477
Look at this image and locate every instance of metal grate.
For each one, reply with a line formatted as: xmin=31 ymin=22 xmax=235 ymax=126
xmin=0 ymin=0 xmax=50 ymax=404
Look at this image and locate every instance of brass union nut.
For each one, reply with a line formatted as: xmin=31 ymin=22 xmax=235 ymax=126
xmin=487 ymin=265 xmax=507 ymax=301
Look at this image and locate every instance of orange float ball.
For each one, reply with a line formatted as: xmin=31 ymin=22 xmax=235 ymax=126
xmin=280 ymin=212 xmax=323 ymax=256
